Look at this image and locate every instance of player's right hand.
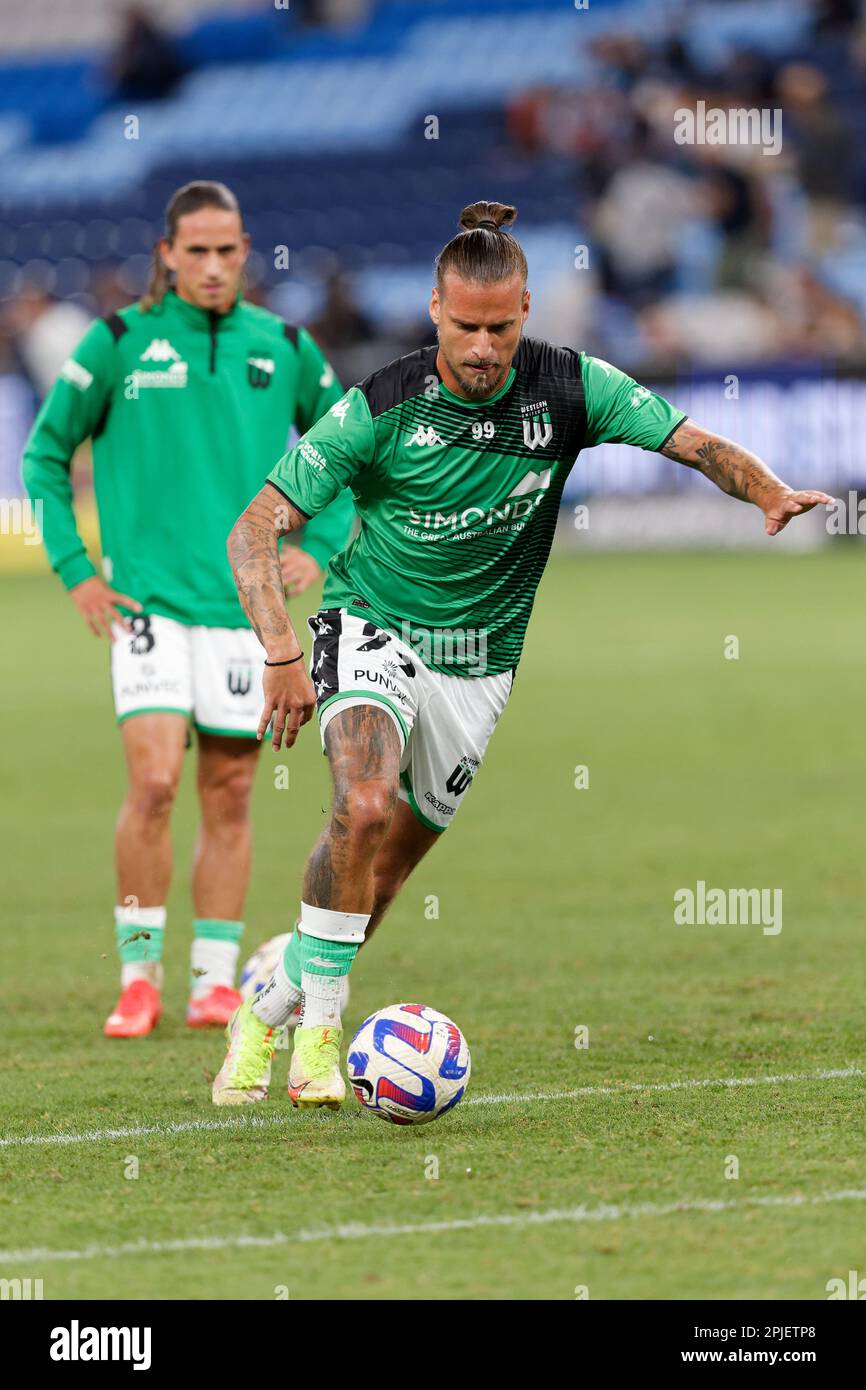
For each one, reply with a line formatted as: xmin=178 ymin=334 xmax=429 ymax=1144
xmin=259 ymin=660 xmax=315 ymax=750
xmin=69 ymin=577 xmax=142 ymax=639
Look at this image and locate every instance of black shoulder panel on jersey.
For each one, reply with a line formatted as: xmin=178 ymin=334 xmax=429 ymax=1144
xmin=513 ymin=336 xmax=583 ymax=391
xmin=355 ymin=344 xmax=438 ymax=419
xmin=91 ymin=315 xmax=128 ymax=440
xmin=283 ymin=323 xmax=299 ymax=349
xmin=102 ymin=313 xmax=128 ymax=342
xmin=513 ymin=336 xmax=587 ymax=460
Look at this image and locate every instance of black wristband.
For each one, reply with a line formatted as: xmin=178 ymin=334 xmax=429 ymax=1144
xmin=264 ymin=651 xmax=304 ymax=667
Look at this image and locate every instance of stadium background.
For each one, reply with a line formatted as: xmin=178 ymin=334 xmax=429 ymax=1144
xmin=2 ymin=0 xmax=866 ymax=552
xmin=2 ymin=0 xmax=865 ymax=1304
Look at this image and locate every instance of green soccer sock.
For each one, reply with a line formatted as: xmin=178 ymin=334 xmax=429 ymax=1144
xmin=114 ymin=904 xmax=166 ymax=986
xmin=282 ymin=927 xmax=303 ymax=990
xmin=297 ymin=929 xmax=360 ymax=1028
xmin=191 ymin=918 xmax=244 ymax=994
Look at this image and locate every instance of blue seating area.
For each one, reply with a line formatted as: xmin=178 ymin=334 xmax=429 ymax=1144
xmin=0 ymin=0 xmax=864 ymax=356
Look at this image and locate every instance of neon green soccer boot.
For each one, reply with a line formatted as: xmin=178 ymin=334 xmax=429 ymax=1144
xmin=288 ymin=1024 xmax=345 ymax=1109
xmin=212 ymin=998 xmax=277 ymax=1106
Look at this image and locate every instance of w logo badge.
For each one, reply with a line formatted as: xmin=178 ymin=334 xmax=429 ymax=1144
xmin=247 ymin=357 xmax=274 ymax=389
xmin=227 ymin=661 xmax=253 ymax=697
xmin=522 ymin=412 xmax=553 ymax=450
xmin=445 ymin=756 xmax=479 ymax=797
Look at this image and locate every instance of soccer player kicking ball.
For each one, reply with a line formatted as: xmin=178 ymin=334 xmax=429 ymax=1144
xmin=213 ymin=200 xmax=832 ymax=1107
xmin=23 ymin=181 xmax=354 ymax=1038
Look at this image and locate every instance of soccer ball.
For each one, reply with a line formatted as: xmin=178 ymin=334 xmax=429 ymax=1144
xmin=347 ymin=1003 xmax=471 ymax=1124
xmin=239 ymin=932 xmax=292 ymax=1000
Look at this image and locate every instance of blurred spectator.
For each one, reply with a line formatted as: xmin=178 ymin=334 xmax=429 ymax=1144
xmin=108 ymin=6 xmax=189 ymax=104
xmin=591 ymin=129 xmax=693 ymax=306
xmin=774 ymin=63 xmax=853 ymax=253
xmin=696 ymin=159 xmax=771 ymax=290
xmin=4 ymin=287 xmax=92 ymax=398
xmin=639 ymin=290 xmax=785 ymax=363
xmin=310 ymin=271 xmax=374 ymax=354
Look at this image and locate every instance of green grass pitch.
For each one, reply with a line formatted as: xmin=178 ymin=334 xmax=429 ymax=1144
xmin=1 ymin=548 xmax=864 ymax=1300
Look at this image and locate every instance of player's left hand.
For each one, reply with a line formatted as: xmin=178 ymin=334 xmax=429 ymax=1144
xmin=281 ymin=547 xmax=322 ymax=596
xmin=762 ymin=488 xmax=835 ymax=536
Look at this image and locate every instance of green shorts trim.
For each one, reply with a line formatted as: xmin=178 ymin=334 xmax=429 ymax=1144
xmin=194 ymin=723 xmax=261 ymax=740
xmin=317 ymin=689 xmax=410 ymax=748
xmin=117 ymin=706 xmax=190 ymax=726
xmin=400 ymin=770 xmax=446 ymax=834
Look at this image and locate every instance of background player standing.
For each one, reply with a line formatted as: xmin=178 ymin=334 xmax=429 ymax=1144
xmin=22 ymin=181 xmax=354 ymax=1038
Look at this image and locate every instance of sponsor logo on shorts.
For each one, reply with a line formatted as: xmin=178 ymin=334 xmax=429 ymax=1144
xmin=352 ymin=669 xmax=409 ymax=703
xmin=445 ymin=757 xmax=480 ymax=797
xmin=424 ymin=791 xmax=455 ymax=817
xmin=119 ymin=679 xmax=182 ymax=700
xmin=227 ymin=660 xmax=253 ymax=697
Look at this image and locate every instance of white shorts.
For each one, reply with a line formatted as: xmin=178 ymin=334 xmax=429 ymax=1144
xmin=111 ymin=614 xmax=266 ymax=738
xmin=307 ymin=608 xmax=514 ymax=832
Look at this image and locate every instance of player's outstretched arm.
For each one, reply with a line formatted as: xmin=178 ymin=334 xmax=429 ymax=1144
xmin=227 ymin=484 xmax=315 ymax=749
xmin=660 ymin=419 xmax=834 ymax=536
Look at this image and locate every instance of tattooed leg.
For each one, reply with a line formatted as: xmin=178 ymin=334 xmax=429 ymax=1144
xmin=302 ymin=704 xmax=402 ymax=913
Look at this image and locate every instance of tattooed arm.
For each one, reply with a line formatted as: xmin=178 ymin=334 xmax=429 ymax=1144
xmin=660 ymin=419 xmax=833 ymax=536
xmin=227 ymin=483 xmax=315 ymax=749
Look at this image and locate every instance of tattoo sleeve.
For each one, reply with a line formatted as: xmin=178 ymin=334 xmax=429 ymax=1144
xmin=227 ymin=484 xmax=306 ymax=651
xmin=660 ymin=419 xmax=786 ymax=508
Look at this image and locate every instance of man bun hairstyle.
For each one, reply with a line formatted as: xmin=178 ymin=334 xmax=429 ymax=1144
xmin=435 ymin=200 xmax=528 ymax=291
xmin=140 ymin=180 xmax=243 ymax=311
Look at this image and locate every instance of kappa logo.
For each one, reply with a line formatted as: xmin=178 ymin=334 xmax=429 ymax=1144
xmin=140 ymin=337 xmax=181 ymax=362
xmin=630 ymin=384 xmax=651 ymax=408
xmin=330 ymin=397 xmax=350 ymax=428
xmin=247 ymin=356 xmax=275 ymax=389
xmin=319 ymin=363 xmax=335 ymax=388
xmin=409 ymin=425 xmax=444 ymax=447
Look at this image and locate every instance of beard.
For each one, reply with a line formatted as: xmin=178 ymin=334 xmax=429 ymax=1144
xmin=439 ymin=345 xmax=509 ymax=400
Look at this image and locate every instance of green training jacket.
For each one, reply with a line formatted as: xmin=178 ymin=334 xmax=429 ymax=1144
xmin=22 ymin=289 xmax=354 ymax=627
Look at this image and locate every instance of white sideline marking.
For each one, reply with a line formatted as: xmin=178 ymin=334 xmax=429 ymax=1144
xmin=0 ymin=1066 xmax=860 ymax=1151
xmin=2 ymin=1187 xmax=866 ymax=1264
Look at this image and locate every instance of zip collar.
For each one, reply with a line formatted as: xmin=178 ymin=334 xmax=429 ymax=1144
xmin=163 ymin=288 xmax=241 ymax=330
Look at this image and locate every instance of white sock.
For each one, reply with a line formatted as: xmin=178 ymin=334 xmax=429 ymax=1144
xmin=300 ymin=973 xmax=345 ymax=1028
xmin=189 ymin=938 xmax=241 ymax=996
xmin=121 ymin=960 xmax=164 ymax=988
xmin=251 ymin=953 xmax=302 ymax=1027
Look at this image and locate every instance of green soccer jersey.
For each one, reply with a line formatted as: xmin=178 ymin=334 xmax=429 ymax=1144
xmin=22 ymin=289 xmax=354 ymax=628
xmin=268 ymin=340 xmax=687 ymax=677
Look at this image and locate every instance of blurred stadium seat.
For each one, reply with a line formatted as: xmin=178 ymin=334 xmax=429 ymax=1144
xmin=1 ymin=0 xmax=865 ymax=542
